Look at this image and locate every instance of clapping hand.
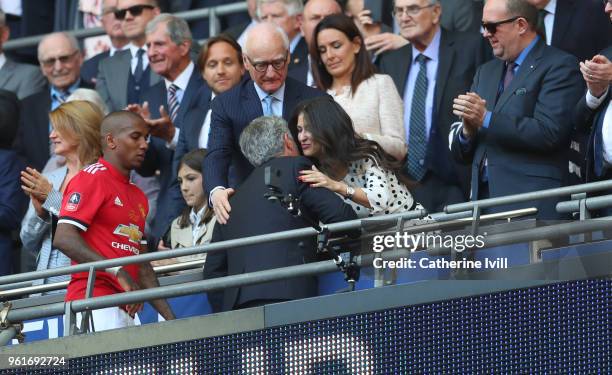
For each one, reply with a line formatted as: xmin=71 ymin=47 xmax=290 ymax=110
xmin=126 ymin=101 xmax=176 ymax=142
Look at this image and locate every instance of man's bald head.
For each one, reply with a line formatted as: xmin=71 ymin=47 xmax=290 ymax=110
xmin=101 ymin=111 xmax=149 ymax=173
xmin=244 ymin=22 xmax=289 ymax=56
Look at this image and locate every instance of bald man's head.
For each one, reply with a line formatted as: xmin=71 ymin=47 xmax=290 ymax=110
xmin=101 ymin=111 xmax=149 ymax=173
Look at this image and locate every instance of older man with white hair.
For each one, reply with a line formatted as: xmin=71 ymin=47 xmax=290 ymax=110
xmin=204 ymin=22 xmax=326 ymax=224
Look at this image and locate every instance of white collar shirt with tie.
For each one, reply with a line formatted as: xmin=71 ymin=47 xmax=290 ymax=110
xmin=127 ymin=43 xmax=149 ymax=74
xmin=163 ymin=61 xmax=195 ymax=149
xmin=541 ymin=0 xmax=556 ymax=46
xmin=198 ymin=92 xmax=216 ymax=149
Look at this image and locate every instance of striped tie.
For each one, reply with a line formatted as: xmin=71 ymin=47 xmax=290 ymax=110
xmin=168 ymin=84 xmax=180 ymax=123
xmin=406 ymin=54 xmax=429 ymax=181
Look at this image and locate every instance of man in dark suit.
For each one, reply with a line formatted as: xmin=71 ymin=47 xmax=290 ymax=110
xmin=0 ymin=10 xmax=45 ymax=99
xmin=203 ymin=115 xmax=357 ymax=312
xmin=173 ymin=34 xmax=245 ymax=164
xmin=378 ymin=0 xmax=491 ymax=213
xmin=96 ymin=0 xmax=161 ymax=112
xmin=258 ymin=0 xmax=309 ymax=84
xmin=574 ymin=42 xmax=612 ymax=216
xmin=80 ymin=0 xmax=129 ymax=85
xmin=450 ymin=0 xmax=583 ymax=219
xmin=128 ymin=14 xmax=205 ymax=243
xmin=204 ymin=22 xmax=325 ymax=224
xmin=14 ymin=32 xmax=94 ymax=171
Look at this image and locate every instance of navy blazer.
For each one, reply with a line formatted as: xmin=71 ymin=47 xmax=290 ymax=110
xmin=80 ymin=50 xmax=110 ymax=86
xmin=137 ymin=68 xmax=205 ymax=240
xmin=203 ymin=156 xmax=357 ymax=312
xmin=378 ymin=29 xmax=491 ymax=205
xmin=13 ymin=80 xmax=95 ymax=170
xmin=287 ymin=37 xmax=309 ymax=85
xmin=203 ymin=77 xmax=326 ymax=196
xmin=450 ymin=38 xmax=584 ymax=219
xmin=574 ymin=46 xmax=612 ymax=183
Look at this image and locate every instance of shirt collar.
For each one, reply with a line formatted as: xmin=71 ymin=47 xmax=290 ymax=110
xmin=289 ymin=35 xmax=302 ymax=54
xmin=127 ymin=43 xmax=147 ymax=58
xmin=189 ymin=206 xmax=207 ymax=226
xmin=164 ymin=61 xmax=194 ymax=91
xmin=50 ymin=79 xmax=81 ymax=99
xmin=411 ymin=27 xmax=441 ymax=64
xmin=253 ymin=81 xmax=286 ymax=103
xmin=98 ymin=157 xmax=130 ymax=183
xmin=109 ymin=44 xmax=128 ymax=57
xmin=0 ymin=53 xmax=6 ymax=71
xmin=544 ymin=0 xmax=556 ymax=15
xmin=514 ymin=35 xmax=540 ymax=68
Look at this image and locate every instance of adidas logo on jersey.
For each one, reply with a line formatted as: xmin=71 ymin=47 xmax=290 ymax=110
xmin=84 ymin=163 xmax=107 ymax=175
xmin=114 ymin=196 xmax=123 ymax=206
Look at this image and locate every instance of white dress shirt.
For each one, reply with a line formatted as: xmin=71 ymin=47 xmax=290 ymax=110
xmin=128 ymin=43 xmax=149 ymax=74
xmin=542 ymin=0 xmax=556 ymax=46
xmin=198 ymin=92 xmax=216 ymax=149
xmin=163 ymin=61 xmax=195 ymax=149
xmin=587 ymin=89 xmax=612 ymax=165
xmin=0 ymin=53 xmax=6 ymax=71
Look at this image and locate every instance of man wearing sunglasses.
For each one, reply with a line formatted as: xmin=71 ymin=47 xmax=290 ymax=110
xmin=14 ymin=32 xmax=94 ymax=171
xmin=81 ymin=0 xmax=130 ymax=85
xmin=204 ymin=22 xmax=326 ymax=225
xmin=96 ymin=0 xmax=161 ymax=112
xmin=450 ymin=0 xmax=583 ymax=220
xmin=377 ymin=0 xmax=491 ymax=213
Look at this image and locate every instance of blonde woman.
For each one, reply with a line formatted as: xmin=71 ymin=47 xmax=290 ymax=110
xmin=20 ymin=101 xmax=103 ymax=291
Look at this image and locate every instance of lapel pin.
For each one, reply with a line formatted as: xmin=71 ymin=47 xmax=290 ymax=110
xmin=293 ymin=58 xmax=300 ymax=64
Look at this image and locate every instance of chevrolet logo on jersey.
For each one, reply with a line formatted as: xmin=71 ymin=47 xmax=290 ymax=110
xmin=113 ymin=224 xmax=143 ymax=244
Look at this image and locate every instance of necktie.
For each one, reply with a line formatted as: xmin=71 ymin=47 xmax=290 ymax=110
xmin=537 ymin=9 xmax=547 ymax=41
xmin=503 ymin=61 xmax=517 ymax=92
xmin=133 ymin=48 xmax=145 ymax=82
xmin=406 ymin=54 xmax=429 ymax=181
xmin=168 ymin=84 xmax=180 ymax=123
xmin=263 ymin=95 xmax=274 ymax=116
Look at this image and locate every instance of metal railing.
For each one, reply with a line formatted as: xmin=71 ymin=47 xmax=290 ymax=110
xmin=2 ymin=2 xmax=248 ymax=52
xmin=1 ymin=180 xmax=611 ymax=344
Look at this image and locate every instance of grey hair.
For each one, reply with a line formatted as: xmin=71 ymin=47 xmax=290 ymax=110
xmin=67 ymin=88 xmax=109 ymax=115
xmin=37 ymin=32 xmax=80 ymax=61
xmin=0 ymin=10 xmax=5 ymax=27
xmin=256 ymin=0 xmax=304 ymax=18
xmin=244 ymin=23 xmax=290 ymax=55
xmin=240 ymin=116 xmax=293 ymax=167
xmin=145 ymin=13 xmax=192 ymax=45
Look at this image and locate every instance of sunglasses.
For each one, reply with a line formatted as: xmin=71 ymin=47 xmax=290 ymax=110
xmin=40 ymin=50 xmax=79 ymax=68
xmin=481 ymin=16 xmax=520 ymax=35
xmin=114 ymin=4 xmax=155 ymax=20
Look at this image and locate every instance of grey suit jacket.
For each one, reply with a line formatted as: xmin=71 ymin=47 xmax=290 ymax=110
xmin=95 ymin=49 xmax=161 ymax=112
xmin=0 ymin=59 xmax=46 ymax=99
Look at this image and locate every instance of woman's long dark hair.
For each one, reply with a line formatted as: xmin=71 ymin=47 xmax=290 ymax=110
xmin=288 ymin=96 xmax=411 ymax=185
xmin=177 ymin=149 xmax=214 ymax=228
xmin=310 ymin=13 xmax=376 ymax=94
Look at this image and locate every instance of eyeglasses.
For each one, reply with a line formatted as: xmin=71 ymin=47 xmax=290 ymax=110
xmin=246 ymin=52 xmax=288 ymax=72
xmin=40 ymin=50 xmax=79 ymax=68
xmin=114 ymin=4 xmax=155 ymax=20
xmin=392 ymin=4 xmax=435 ymax=17
xmin=481 ymin=16 xmax=520 ymax=35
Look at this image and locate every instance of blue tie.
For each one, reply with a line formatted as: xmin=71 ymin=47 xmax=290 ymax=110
xmin=133 ymin=48 xmax=145 ymax=82
xmin=263 ymin=95 xmax=274 ymax=116
xmin=406 ymin=54 xmax=428 ymax=181
xmin=168 ymin=84 xmax=180 ymax=123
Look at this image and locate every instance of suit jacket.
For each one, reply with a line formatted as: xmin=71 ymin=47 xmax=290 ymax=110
xmin=222 ymin=21 xmax=249 ymax=42
xmin=203 ymin=76 xmax=326 ymax=196
xmin=377 ymin=29 xmax=490 ymax=204
xmin=95 ymin=49 xmax=161 ymax=112
xmin=574 ymin=46 xmax=612 ymax=183
xmin=14 ymin=80 xmax=95 ymax=170
xmin=173 ymin=85 xmax=213 ymax=165
xmin=552 ymin=0 xmax=612 ymax=63
xmin=203 ymin=156 xmax=358 ymax=312
xmin=80 ymin=50 xmax=110 ymax=86
xmin=137 ymin=68 xmax=206 ymax=240
xmin=288 ymin=37 xmax=309 ymax=84
xmin=0 ymin=59 xmax=46 ymax=99
xmin=450 ymin=38 xmax=584 ymax=219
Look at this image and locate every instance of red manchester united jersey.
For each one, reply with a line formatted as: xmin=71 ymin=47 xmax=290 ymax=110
xmin=58 ymin=158 xmax=148 ymax=301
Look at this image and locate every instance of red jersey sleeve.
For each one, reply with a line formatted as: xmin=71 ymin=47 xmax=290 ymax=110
xmin=58 ymin=168 xmax=106 ymax=231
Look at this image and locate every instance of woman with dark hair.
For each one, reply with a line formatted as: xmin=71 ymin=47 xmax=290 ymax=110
xmin=290 ymin=96 xmax=422 ymax=218
xmin=154 ymin=149 xmax=215 ymax=268
xmin=311 ymin=13 xmax=406 ymax=161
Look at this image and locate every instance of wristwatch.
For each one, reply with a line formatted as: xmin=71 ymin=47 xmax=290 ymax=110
xmin=344 ymin=185 xmax=355 ymax=200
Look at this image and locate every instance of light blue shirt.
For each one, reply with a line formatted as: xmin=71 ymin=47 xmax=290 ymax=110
xmin=483 ymin=35 xmax=540 ymax=128
xmin=253 ymin=81 xmax=285 ymax=117
xmin=49 ymin=80 xmax=80 ymax=133
xmin=403 ymin=28 xmax=440 ymax=143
